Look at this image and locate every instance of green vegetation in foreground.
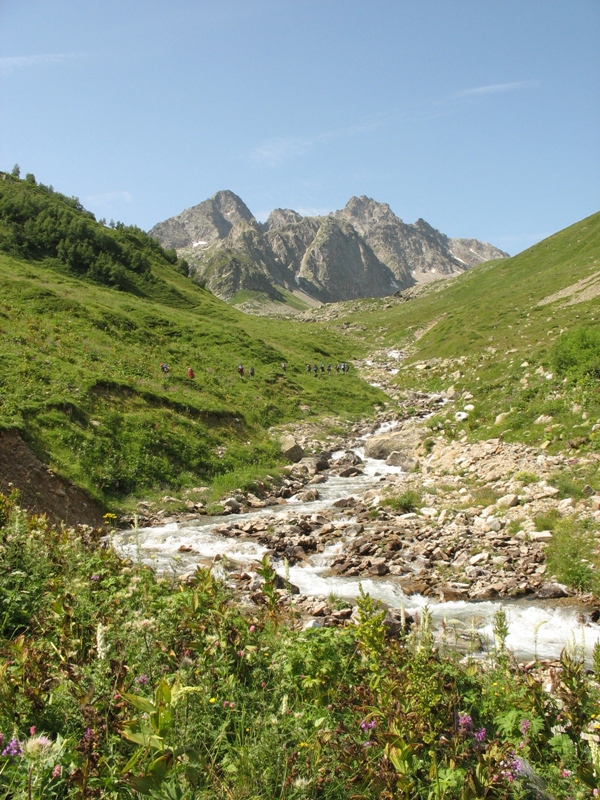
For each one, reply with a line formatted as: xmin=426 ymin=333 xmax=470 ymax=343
xmin=1 ymin=493 xmax=599 ymax=799
xmin=0 ymin=175 xmax=386 ymax=507
xmin=330 ymin=212 xmax=600 ymax=453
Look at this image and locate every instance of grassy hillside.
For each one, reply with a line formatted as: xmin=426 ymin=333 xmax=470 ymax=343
xmin=0 ymin=176 xmax=386 ymax=508
xmin=329 ymin=212 xmax=600 ymax=452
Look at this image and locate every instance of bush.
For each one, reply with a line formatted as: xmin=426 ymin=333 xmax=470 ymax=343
xmin=552 ymin=325 xmax=600 ymax=381
xmin=384 ymin=489 xmax=421 ymax=513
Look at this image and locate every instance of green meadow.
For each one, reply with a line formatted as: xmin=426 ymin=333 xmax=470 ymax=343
xmin=0 ymin=175 xmax=385 ymax=508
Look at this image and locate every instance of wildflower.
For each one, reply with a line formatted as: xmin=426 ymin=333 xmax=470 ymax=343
xmin=96 ymin=623 xmax=109 ymax=660
xmin=229 ymin=702 xmax=235 ymax=709
xmin=90 ymin=574 xmax=100 ymax=581
xmin=238 ymin=650 xmax=244 ymax=658
xmin=561 ymin=769 xmax=572 ymax=778
xmin=29 ymin=726 xmax=36 ymax=736
xmin=458 ymin=714 xmax=473 ymax=731
xmin=209 ymin=698 xmax=216 ymax=704
xmin=474 ymin=727 xmax=486 ymax=743
xmin=2 ymin=738 xmax=23 ymax=757
xmin=249 ymin=625 xmax=256 ymax=633
xmin=52 ymin=764 xmax=62 ymax=779
xmin=363 ymin=741 xmax=374 ymax=747
xmin=223 ymin=701 xmax=229 ymax=708
xmin=135 ymin=674 xmax=149 ymax=686
xmin=520 ymin=718 xmax=531 ymax=736
xmin=25 ymin=736 xmax=52 ymax=757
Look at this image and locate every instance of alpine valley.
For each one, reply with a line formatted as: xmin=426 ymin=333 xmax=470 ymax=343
xmin=149 ymin=192 xmax=508 ymax=313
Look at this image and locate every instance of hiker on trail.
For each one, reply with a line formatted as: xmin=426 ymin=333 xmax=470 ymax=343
xmin=281 ymin=362 xmax=287 ymax=373
xmin=327 ymin=364 xmax=332 ymax=374
xmin=187 ymin=367 xmax=195 ymax=379
xmin=249 ymin=366 xmax=255 ymax=377
xmin=335 ymin=364 xmax=340 ymax=373
xmin=161 ymin=362 xmax=170 ymax=374
xmin=306 ymin=364 xmax=311 ymax=373
xmin=320 ymin=363 xmax=325 ymax=373
xmin=341 ymin=362 xmax=346 ymax=373
xmin=313 ymin=364 xmax=318 ymax=376
xmin=237 ymin=365 xmax=244 ymax=377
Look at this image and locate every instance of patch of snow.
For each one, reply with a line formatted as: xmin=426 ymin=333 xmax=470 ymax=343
xmin=469 ymin=248 xmax=486 ymax=262
xmin=388 ymin=350 xmax=402 ymax=360
xmin=192 ymin=241 xmax=208 ymax=247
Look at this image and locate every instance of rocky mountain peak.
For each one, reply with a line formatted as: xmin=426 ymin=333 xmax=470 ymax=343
xmin=148 ymin=189 xmax=254 ymax=249
xmin=339 ymin=196 xmax=401 ymax=233
xmin=150 ymin=191 xmax=510 ymax=311
xmin=264 ymin=208 xmax=304 ymax=231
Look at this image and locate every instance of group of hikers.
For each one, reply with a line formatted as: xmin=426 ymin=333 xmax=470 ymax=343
xmin=160 ymin=360 xmax=350 ymax=380
xmin=306 ymin=362 xmax=349 ymax=375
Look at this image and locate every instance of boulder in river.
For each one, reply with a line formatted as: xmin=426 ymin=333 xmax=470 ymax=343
xmin=280 ymin=434 xmax=304 ymax=463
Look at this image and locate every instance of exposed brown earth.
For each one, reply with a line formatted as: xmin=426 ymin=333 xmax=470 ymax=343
xmin=0 ymin=429 xmax=106 ymax=527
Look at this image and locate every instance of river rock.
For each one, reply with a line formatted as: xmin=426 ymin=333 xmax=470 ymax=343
xmin=536 ymin=582 xmax=571 ymax=599
xmin=386 ymin=452 xmax=419 ymax=471
xmin=363 ymin=426 xmax=425 ymax=460
xmin=280 ymin=434 xmax=304 ymax=463
xmin=436 ymin=584 xmax=468 ymax=601
xmin=497 ymin=493 xmax=519 ymax=509
xmin=298 ymin=488 xmax=320 ymax=502
xmin=398 ymin=578 xmax=429 ymax=596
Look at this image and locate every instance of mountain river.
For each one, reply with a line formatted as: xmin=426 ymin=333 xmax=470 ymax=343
xmin=112 ymin=425 xmax=600 ymax=664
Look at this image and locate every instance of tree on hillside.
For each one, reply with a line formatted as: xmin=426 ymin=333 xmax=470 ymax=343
xmin=11 ymin=164 xmax=20 ymax=178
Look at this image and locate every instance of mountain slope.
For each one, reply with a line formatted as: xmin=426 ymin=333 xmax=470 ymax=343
xmin=322 ymin=211 xmax=600 ymax=451
xmin=0 ymin=176 xmax=387 ymax=511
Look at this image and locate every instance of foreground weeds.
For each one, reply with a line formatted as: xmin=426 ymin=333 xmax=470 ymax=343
xmin=0 ymin=492 xmax=599 ymax=798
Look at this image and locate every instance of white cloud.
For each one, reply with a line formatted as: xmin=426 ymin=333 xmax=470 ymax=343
xmin=0 ymin=53 xmax=88 ymax=74
xmin=449 ymin=80 xmax=539 ymax=101
xmin=249 ymin=118 xmax=384 ymax=167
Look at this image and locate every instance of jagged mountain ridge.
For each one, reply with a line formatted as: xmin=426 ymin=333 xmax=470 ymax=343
xmin=149 ymin=192 xmax=509 ymax=309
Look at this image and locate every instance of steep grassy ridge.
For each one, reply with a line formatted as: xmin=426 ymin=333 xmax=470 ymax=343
xmin=0 ymin=178 xmax=386 ymax=507
xmin=335 ymin=212 xmax=600 ymax=451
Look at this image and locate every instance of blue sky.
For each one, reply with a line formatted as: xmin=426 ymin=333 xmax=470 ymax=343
xmin=1 ymin=0 xmax=598 ymax=254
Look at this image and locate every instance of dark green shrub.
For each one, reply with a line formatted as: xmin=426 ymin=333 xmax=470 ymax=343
xmin=552 ymin=325 xmax=600 ymax=381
